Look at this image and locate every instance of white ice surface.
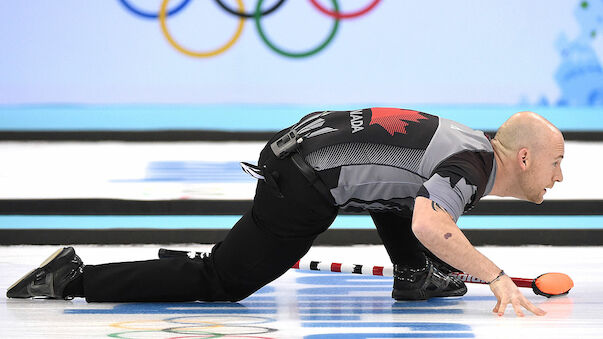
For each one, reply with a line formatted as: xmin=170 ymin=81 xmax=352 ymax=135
xmin=1 ymin=245 xmax=601 ymax=338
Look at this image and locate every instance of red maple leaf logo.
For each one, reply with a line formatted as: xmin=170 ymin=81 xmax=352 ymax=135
xmin=369 ymin=108 xmax=428 ymax=135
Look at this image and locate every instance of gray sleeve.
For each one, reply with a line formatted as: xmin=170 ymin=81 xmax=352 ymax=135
xmin=418 ymin=173 xmax=477 ymax=222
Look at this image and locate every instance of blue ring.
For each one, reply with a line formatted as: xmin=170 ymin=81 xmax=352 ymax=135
xmin=118 ymin=0 xmax=192 ymax=19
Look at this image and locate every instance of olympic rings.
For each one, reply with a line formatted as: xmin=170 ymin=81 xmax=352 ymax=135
xmin=159 ymin=0 xmax=246 ymax=58
xmin=111 ymin=319 xmax=175 ymax=331
xmin=110 ymin=319 xmax=222 ymax=331
xmin=118 ymin=0 xmax=380 ymax=58
xmin=254 ymin=0 xmax=339 ymax=58
xmin=214 ymin=0 xmax=286 ymax=19
xmin=309 ymin=0 xmax=381 ymax=19
xmin=107 ymin=316 xmax=277 ymax=338
xmin=166 ymin=316 xmax=272 ymax=325
xmin=164 ymin=325 xmax=275 ymax=335
xmin=119 ymin=0 xmax=191 ymax=19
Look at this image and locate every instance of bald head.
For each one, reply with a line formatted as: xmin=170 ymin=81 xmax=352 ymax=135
xmin=493 ymin=111 xmax=563 ymax=156
xmin=490 ymin=111 xmax=565 ymax=203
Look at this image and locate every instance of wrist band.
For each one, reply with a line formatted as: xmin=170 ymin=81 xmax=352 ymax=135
xmin=487 ymin=270 xmax=506 ymax=284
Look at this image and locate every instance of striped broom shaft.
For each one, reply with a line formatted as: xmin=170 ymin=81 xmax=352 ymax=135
xmin=293 ymin=259 xmax=393 ymax=277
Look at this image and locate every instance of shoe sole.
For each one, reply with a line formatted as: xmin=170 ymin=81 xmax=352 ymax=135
xmin=7 ymin=247 xmax=68 ymax=296
xmin=393 ymin=286 xmax=467 ymax=301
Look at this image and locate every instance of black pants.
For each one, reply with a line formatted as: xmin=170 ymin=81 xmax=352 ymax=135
xmin=83 ymin=133 xmax=338 ymax=302
xmin=81 ymin=136 xmax=426 ymax=302
xmin=370 ymin=210 xmax=426 ymax=267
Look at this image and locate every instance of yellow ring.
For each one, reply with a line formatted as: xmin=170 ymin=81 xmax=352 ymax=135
xmin=110 ymin=319 xmax=224 ymax=330
xmin=159 ymin=0 xmax=245 ymax=58
xmin=110 ymin=319 xmax=168 ymax=331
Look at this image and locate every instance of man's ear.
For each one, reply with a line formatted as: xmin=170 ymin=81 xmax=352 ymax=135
xmin=517 ymin=148 xmax=528 ymax=170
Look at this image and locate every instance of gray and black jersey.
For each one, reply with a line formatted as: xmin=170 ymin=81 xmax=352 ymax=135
xmin=290 ymin=107 xmax=497 ymax=222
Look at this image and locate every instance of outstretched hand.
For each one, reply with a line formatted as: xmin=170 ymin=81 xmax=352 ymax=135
xmin=489 ymin=275 xmax=546 ymax=317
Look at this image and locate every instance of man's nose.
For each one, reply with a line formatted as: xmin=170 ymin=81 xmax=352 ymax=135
xmin=555 ymin=167 xmax=563 ymax=183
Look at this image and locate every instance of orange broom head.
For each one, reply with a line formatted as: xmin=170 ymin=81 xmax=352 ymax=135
xmin=534 ymin=272 xmax=574 ymax=296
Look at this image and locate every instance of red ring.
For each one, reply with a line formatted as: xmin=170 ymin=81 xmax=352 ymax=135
xmin=309 ymin=0 xmax=381 ymax=19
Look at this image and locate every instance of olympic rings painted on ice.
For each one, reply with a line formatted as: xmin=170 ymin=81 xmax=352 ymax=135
xmin=309 ymin=0 xmax=381 ymax=19
xmin=119 ymin=0 xmax=192 ymax=19
xmin=108 ymin=330 xmax=274 ymax=338
xmin=110 ymin=319 xmax=180 ymax=331
xmin=107 ymin=315 xmax=277 ymax=338
xmin=118 ymin=0 xmax=380 ymax=58
xmin=162 ymin=325 xmax=275 ymax=335
xmin=166 ymin=315 xmax=271 ymax=325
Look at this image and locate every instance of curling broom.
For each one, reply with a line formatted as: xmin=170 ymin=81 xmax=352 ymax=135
xmin=158 ymin=248 xmax=573 ymax=298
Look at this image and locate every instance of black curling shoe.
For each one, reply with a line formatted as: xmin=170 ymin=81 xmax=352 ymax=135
xmin=6 ymin=247 xmax=83 ymax=299
xmin=392 ymin=257 xmax=467 ymax=301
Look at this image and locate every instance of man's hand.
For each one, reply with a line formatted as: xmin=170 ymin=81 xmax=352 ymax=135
xmin=489 ymin=275 xmax=546 ymax=317
xmin=412 ymin=197 xmax=547 ymax=317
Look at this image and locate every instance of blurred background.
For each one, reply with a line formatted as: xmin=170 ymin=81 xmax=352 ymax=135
xmin=0 ymin=0 xmax=602 ymax=245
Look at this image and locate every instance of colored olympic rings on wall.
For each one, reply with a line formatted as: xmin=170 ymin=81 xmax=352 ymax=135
xmin=119 ymin=0 xmax=191 ymax=19
xmin=254 ymin=0 xmax=339 ymax=58
xmin=159 ymin=0 xmax=246 ymax=58
xmin=309 ymin=0 xmax=381 ymax=19
xmin=118 ymin=0 xmax=381 ymax=59
xmin=215 ymin=0 xmax=286 ymax=19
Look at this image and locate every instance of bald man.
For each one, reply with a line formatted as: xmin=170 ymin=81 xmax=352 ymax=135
xmin=7 ymin=108 xmax=563 ymax=317
xmin=412 ymin=111 xmax=563 ymax=316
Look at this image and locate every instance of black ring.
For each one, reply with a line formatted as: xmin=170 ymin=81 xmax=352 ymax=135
xmin=213 ymin=0 xmax=286 ymax=18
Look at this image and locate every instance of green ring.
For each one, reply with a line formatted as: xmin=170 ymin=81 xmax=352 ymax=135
xmin=254 ymin=0 xmax=340 ymax=58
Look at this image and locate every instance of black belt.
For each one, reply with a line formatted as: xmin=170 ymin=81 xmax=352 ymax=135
xmin=240 ymin=152 xmax=335 ymax=205
xmin=290 ymin=152 xmax=335 ymax=205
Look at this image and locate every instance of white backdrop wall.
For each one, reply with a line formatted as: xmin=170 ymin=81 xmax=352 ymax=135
xmin=1 ymin=0 xmax=601 ymax=106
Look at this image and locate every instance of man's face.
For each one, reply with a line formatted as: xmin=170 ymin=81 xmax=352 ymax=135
xmin=519 ymin=136 xmax=565 ymax=203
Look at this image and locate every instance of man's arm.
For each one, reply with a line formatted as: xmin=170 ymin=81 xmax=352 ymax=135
xmin=412 ymin=196 xmax=546 ymax=317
